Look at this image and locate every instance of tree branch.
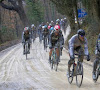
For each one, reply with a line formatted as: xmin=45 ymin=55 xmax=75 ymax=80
xmin=8 ymin=0 xmax=17 ymax=6
xmin=0 ymin=2 xmax=18 ymax=11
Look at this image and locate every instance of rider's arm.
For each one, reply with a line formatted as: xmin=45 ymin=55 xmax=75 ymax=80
xmin=68 ymin=35 xmax=75 ymax=57
xmin=95 ymin=39 xmax=98 ymax=54
xmin=22 ymin=32 xmax=25 ymax=43
xmin=84 ymin=37 xmax=89 ymax=55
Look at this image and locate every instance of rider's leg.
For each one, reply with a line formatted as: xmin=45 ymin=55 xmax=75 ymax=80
xmin=76 ymin=46 xmax=84 ymax=62
xmin=68 ymin=57 xmax=74 ymax=76
xmin=23 ymin=43 xmax=25 ymax=54
xmin=93 ymin=59 xmax=99 ymax=73
xmin=60 ymin=47 xmax=63 ymax=56
xmin=43 ymin=36 xmax=45 ymax=49
xmin=56 ymin=48 xmax=60 ymax=63
xmin=28 ymin=39 xmax=30 ymax=53
xmin=49 ymin=48 xmax=53 ymax=63
xmin=93 ymin=54 xmax=100 ymax=79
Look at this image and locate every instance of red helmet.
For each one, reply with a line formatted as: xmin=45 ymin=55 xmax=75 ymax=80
xmin=48 ymin=25 xmax=51 ymax=29
xmin=54 ymin=25 xmax=60 ymax=30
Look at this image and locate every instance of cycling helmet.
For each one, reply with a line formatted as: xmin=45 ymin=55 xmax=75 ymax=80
xmin=61 ymin=19 xmax=63 ymax=21
xmin=41 ymin=22 xmax=44 ymax=26
xmin=77 ymin=29 xmax=85 ymax=36
xmin=31 ymin=24 xmax=34 ymax=28
xmin=56 ymin=22 xmax=59 ymax=25
xmin=56 ymin=19 xmax=60 ymax=22
xmin=64 ymin=17 xmax=67 ymax=20
xmin=44 ymin=25 xmax=47 ymax=29
xmin=54 ymin=25 xmax=60 ymax=31
xmin=24 ymin=27 xmax=29 ymax=31
xmin=48 ymin=25 xmax=51 ymax=29
xmin=51 ymin=21 xmax=54 ymax=23
xmin=46 ymin=22 xmax=49 ymax=25
xmin=49 ymin=23 xmax=52 ymax=26
xmin=50 ymin=27 xmax=54 ymax=31
xmin=42 ymin=26 xmax=45 ymax=29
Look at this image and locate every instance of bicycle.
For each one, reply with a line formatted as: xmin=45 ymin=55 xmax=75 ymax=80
xmin=50 ymin=47 xmax=59 ymax=71
xmin=67 ymin=53 xmax=87 ymax=87
xmin=43 ymin=36 xmax=48 ymax=51
xmin=24 ymin=41 xmax=30 ymax=60
xmin=93 ymin=60 xmax=100 ymax=82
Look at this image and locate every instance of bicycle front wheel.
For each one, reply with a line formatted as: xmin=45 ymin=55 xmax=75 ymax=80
xmin=93 ymin=65 xmax=100 ymax=82
xmin=76 ymin=62 xmax=83 ymax=87
xmin=54 ymin=60 xmax=58 ymax=71
xmin=25 ymin=42 xmax=28 ymax=60
xmin=68 ymin=64 xmax=74 ymax=84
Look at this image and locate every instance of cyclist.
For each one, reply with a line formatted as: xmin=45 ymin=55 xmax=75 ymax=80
xmin=31 ymin=24 xmax=36 ymax=42
xmin=56 ymin=19 xmax=60 ymax=25
xmin=51 ymin=21 xmax=54 ymax=27
xmin=22 ymin=27 xmax=31 ymax=54
xmin=38 ymin=22 xmax=44 ymax=43
xmin=46 ymin=22 xmax=49 ymax=27
xmin=42 ymin=25 xmax=49 ymax=50
xmin=60 ymin=19 xmax=65 ymax=31
xmin=93 ymin=33 xmax=100 ymax=80
xmin=67 ymin=29 xmax=90 ymax=76
xmin=49 ymin=25 xmax=64 ymax=63
xmin=48 ymin=24 xmax=53 ymax=44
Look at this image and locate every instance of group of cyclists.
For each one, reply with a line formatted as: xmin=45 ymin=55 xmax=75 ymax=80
xmin=21 ymin=17 xmax=100 ymax=83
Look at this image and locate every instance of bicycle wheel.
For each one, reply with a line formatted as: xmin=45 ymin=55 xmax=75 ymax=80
xmin=54 ymin=60 xmax=58 ymax=71
xmin=25 ymin=42 xmax=28 ymax=60
xmin=51 ymin=58 xmax=54 ymax=69
xmin=54 ymin=53 xmax=58 ymax=71
xmin=93 ymin=65 xmax=100 ymax=82
xmin=76 ymin=62 xmax=83 ymax=87
xmin=68 ymin=64 xmax=74 ymax=84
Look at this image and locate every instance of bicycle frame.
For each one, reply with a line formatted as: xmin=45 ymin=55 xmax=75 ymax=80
xmin=68 ymin=53 xmax=87 ymax=87
xmin=25 ymin=41 xmax=28 ymax=60
xmin=94 ymin=60 xmax=100 ymax=82
xmin=51 ymin=47 xmax=59 ymax=71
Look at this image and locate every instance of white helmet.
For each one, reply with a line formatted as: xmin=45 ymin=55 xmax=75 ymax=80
xmin=64 ymin=17 xmax=66 ymax=20
xmin=51 ymin=21 xmax=54 ymax=23
xmin=24 ymin=27 xmax=29 ymax=31
xmin=42 ymin=26 xmax=45 ymax=29
xmin=61 ymin=19 xmax=63 ymax=21
xmin=31 ymin=24 xmax=34 ymax=28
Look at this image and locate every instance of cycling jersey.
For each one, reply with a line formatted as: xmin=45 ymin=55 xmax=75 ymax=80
xmin=22 ymin=31 xmax=31 ymax=43
xmin=68 ymin=34 xmax=89 ymax=56
xmin=49 ymin=30 xmax=64 ymax=47
xmin=42 ymin=29 xmax=49 ymax=37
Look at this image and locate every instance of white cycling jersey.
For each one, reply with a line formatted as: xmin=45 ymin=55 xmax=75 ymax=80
xmin=68 ymin=34 xmax=89 ymax=56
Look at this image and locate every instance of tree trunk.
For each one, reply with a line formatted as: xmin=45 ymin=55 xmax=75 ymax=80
xmin=0 ymin=0 xmax=29 ymax=27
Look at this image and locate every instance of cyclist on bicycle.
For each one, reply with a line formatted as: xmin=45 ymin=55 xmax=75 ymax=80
xmin=49 ymin=25 xmax=64 ymax=63
xmin=31 ymin=24 xmax=36 ymax=41
xmin=46 ymin=22 xmax=49 ymax=27
xmin=68 ymin=29 xmax=90 ymax=76
xmin=93 ymin=33 xmax=100 ymax=80
xmin=51 ymin=21 xmax=54 ymax=27
xmin=22 ymin=27 xmax=31 ymax=54
xmin=42 ymin=25 xmax=49 ymax=49
xmin=56 ymin=19 xmax=60 ymax=25
xmin=38 ymin=22 xmax=44 ymax=43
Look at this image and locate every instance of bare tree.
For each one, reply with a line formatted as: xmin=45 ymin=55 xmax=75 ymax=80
xmin=0 ymin=0 xmax=29 ymax=27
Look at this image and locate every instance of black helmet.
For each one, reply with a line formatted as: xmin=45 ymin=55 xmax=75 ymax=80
xmin=77 ymin=29 xmax=85 ymax=36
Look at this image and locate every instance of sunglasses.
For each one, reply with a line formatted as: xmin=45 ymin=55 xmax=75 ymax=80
xmin=80 ymin=35 xmax=85 ymax=37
